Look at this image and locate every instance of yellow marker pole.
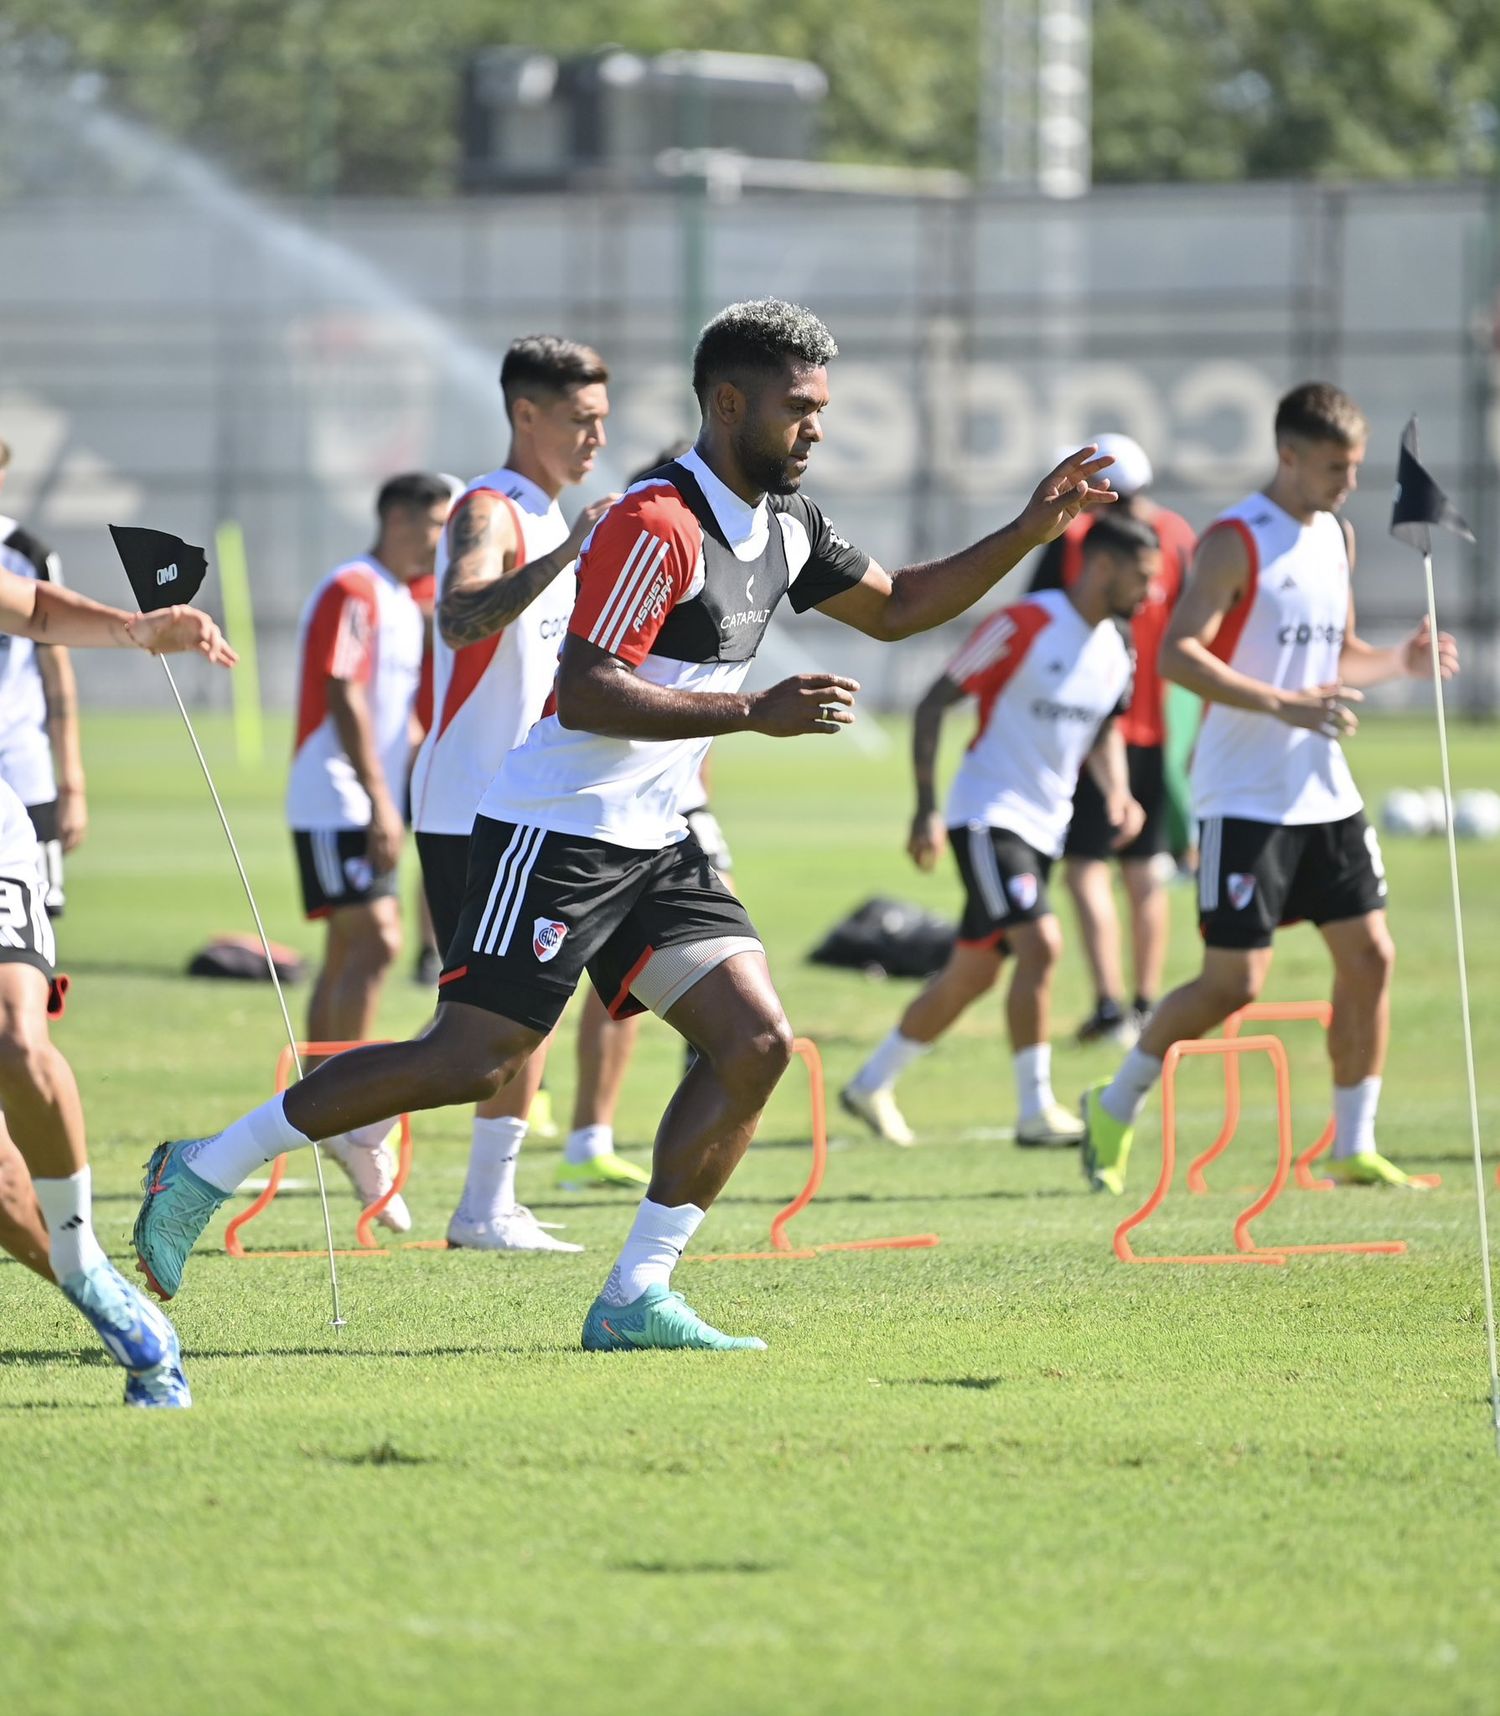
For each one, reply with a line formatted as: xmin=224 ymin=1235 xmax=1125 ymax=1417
xmin=214 ymin=520 xmax=264 ymax=768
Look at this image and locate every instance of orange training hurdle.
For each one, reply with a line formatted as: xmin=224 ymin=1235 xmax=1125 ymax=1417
xmin=1114 ymin=1032 xmax=1408 ymax=1265
xmin=223 ymin=1040 xmax=414 ymax=1260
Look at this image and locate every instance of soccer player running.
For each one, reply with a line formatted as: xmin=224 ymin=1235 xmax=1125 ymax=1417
xmin=135 ymin=298 xmax=1114 ymax=1350
xmin=841 ymin=513 xmax=1155 ymax=1149
xmin=1027 ymin=434 xmax=1196 ymax=1047
xmin=287 ymin=472 xmax=451 ymax=1231
xmin=410 ymin=335 xmax=634 ymax=1252
xmin=0 ymin=558 xmax=234 ymax=1404
xmin=0 ymin=437 xmax=87 ymax=916
xmin=1081 ymin=382 xmax=1458 ymax=1194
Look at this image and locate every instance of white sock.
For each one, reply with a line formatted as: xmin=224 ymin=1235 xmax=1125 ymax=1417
xmin=187 ymin=1093 xmax=311 ymax=1193
xmin=344 ymin=1119 xmax=396 ymax=1153
xmin=599 ymin=1198 xmax=705 ymax=1306
xmin=1013 ymin=1042 xmax=1055 ymax=1123
xmin=565 ymin=1123 xmax=614 ymax=1166
xmin=458 ymin=1115 xmax=528 ymax=1220
xmin=1100 ymin=1047 xmax=1164 ymax=1126
xmin=850 ymin=1030 xmax=929 ymax=1095
xmin=1332 ymin=1076 xmax=1382 ymax=1159
xmin=34 ymin=1165 xmax=107 ymax=1281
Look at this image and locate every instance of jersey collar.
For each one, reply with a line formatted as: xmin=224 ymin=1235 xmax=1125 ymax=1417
xmin=678 ymin=446 xmax=769 ymax=557
xmin=497 ymin=468 xmax=557 ymax=517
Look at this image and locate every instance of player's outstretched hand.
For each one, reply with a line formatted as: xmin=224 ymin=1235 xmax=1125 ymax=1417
xmin=1017 ymin=446 xmax=1117 ymax=546
xmin=907 ymin=811 xmax=946 ymax=871
xmin=748 ymin=673 xmax=859 ymax=738
xmin=1401 ymin=616 xmax=1459 ymax=681
xmin=1277 ymin=681 xmax=1362 ymax=739
xmin=565 ymin=494 xmax=622 ymax=560
xmin=128 ymin=606 xmax=238 ymax=667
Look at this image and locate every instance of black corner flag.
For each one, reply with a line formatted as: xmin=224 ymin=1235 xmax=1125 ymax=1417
xmin=1390 ymin=417 xmax=1474 ymax=556
xmin=107 ymin=525 xmax=208 ymax=613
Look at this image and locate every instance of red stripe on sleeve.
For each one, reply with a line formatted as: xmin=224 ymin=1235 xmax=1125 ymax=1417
xmin=294 ymin=568 xmax=377 ymax=752
xmin=1204 ymin=519 xmax=1259 ymax=667
xmin=569 ymin=486 xmax=701 ymax=667
xmin=963 ymin=601 xmax=1054 ymax=746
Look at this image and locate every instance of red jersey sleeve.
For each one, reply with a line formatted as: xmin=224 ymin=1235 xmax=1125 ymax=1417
xmin=306 ymin=569 xmax=378 ymax=685
xmin=943 ymin=601 xmax=1051 ymax=697
xmin=568 ymin=484 xmax=703 ymax=667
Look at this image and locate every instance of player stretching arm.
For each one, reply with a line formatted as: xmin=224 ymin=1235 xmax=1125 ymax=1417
xmin=1080 ymin=382 xmax=1458 ymax=1195
xmin=0 ymin=560 xmax=233 ymax=1406
xmin=136 ymin=298 xmax=1112 ymax=1354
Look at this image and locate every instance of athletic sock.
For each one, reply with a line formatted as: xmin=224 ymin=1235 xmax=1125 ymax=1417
xmin=598 ymin=1198 xmax=705 ymax=1306
xmin=565 ymin=1123 xmax=614 ymax=1166
xmin=850 ymin=1030 xmax=929 ymax=1095
xmin=187 ymin=1094 xmax=311 ymax=1193
xmin=1332 ymin=1076 xmax=1382 ymax=1159
xmin=1013 ymin=1043 xmax=1055 ymax=1123
xmin=458 ymin=1116 xmax=528 ymax=1221
xmin=1100 ymin=1046 xmax=1165 ymax=1126
xmin=33 ymin=1165 xmax=107 ymax=1280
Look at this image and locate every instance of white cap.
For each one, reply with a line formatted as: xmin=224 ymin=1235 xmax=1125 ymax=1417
xmin=1089 ymin=433 xmax=1153 ymax=498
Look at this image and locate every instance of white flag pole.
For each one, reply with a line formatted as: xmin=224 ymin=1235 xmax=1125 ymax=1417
xmin=1419 ymin=553 xmax=1499 ymax=1455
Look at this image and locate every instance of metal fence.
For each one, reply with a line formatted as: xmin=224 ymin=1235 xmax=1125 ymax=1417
xmin=1 ymin=108 xmax=1496 ymax=713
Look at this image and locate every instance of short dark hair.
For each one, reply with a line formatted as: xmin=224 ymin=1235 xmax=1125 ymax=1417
xmin=1083 ymin=512 xmax=1160 ymax=561
xmin=692 ymin=299 xmax=838 ymax=406
xmin=499 ymin=335 xmax=608 ymax=421
xmin=1275 ymin=382 xmax=1367 ymax=448
xmin=376 ymin=471 xmax=454 ymax=521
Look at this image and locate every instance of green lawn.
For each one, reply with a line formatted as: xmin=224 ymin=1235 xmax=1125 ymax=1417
xmin=6 ymin=711 xmax=1500 ymax=1716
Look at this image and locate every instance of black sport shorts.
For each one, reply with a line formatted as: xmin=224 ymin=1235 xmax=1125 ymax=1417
xmin=437 ymin=816 xmax=761 ymax=1034
xmin=949 ymin=824 xmax=1054 ymax=949
xmin=291 ymin=828 xmax=399 ymax=921
xmin=1063 ymin=744 xmax=1167 ymax=863
xmin=0 ymin=862 xmax=55 ymax=982
xmin=415 ymin=830 xmax=470 ymax=962
xmin=1197 ymin=810 xmax=1387 ymax=950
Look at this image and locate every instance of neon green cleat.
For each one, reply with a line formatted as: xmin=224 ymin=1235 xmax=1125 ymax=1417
xmin=555 ymin=1153 xmax=650 ymax=1191
xmin=1321 ymin=1151 xmax=1426 ymax=1189
xmin=1081 ymin=1080 xmax=1134 ymax=1194
xmin=528 ymin=1088 xmax=560 ymax=1139
xmin=581 ymin=1284 xmax=767 ymax=1352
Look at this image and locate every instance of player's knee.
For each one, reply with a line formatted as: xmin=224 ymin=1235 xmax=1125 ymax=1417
xmin=1205 ymin=962 xmax=1262 ymax=1014
xmin=1343 ymin=928 xmax=1396 ymax=995
xmin=1015 ymin=918 xmax=1063 ymax=975
xmin=716 ymin=1010 xmax=794 ymax=1104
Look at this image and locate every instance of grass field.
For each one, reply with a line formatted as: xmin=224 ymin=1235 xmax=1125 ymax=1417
xmin=6 ymin=710 xmax=1500 ymax=1716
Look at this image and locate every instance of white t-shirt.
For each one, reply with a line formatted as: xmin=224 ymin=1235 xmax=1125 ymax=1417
xmin=1190 ymin=493 xmax=1362 ymax=826
xmin=943 ymin=589 xmax=1133 ymax=858
xmin=0 ymin=517 xmax=60 ymax=808
xmin=411 ymin=468 xmax=574 ymax=837
xmin=285 ymin=557 xmax=424 ymax=831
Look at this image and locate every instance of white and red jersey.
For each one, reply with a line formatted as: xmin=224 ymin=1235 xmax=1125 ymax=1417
xmin=410 ymin=469 xmax=572 ymax=836
xmin=285 ymin=557 xmax=424 ymax=831
xmin=478 ymin=446 xmax=869 ymax=850
xmin=1189 ymin=493 xmax=1360 ymax=826
xmin=0 ymin=517 xmax=61 ymax=808
xmin=943 ymin=589 xmax=1132 ymax=858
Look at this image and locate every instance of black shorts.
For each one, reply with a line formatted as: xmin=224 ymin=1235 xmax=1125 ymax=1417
xmin=437 ymin=816 xmax=762 ymax=1034
xmin=1197 ymin=810 xmax=1387 ymax=950
xmin=292 ymin=828 xmax=399 ymax=921
xmin=0 ymin=863 xmax=56 ymax=982
xmin=684 ymin=804 xmax=734 ymax=875
xmin=1063 ymin=744 xmax=1167 ymax=862
xmin=415 ymin=830 xmax=470 ymax=960
xmin=24 ymin=799 xmax=65 ymax=918
xmin=949 ymin=824 xmax=1054 ymax=948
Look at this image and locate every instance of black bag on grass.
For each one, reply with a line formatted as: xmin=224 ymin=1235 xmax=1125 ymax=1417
xmin=808 ymin=897 xmax=955 ymax=980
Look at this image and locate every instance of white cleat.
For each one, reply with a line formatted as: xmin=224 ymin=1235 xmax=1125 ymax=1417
xmin=1015 ymin=1102 xmax=1087 ymax=1149
xmin=446 ymin=1206 xmax=584 ymax=1253
xmin=839 ymin=1083 xmax=916 ymax=1147
xmin=320 ymin=1132 xmax=412 ymax=1233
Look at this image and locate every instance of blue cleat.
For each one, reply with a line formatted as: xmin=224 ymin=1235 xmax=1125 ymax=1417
xmin=133 ymin=1139 xmax=230 ymax=1301
xmin=581 ymin=1283 xmax=767 ymax=1353
xmin=59 ymin=1258 xmax=192 ymax=1407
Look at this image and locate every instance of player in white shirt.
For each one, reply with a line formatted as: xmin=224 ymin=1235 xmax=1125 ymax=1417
xmin=137 ymin=299 xmax=1116 ymax=1348
xmin=0 ymin=439 xmax=86 ymax=915
xmin=286 ymin=472 xmax=451 ymax=1229
xmin=842 ymin=513 xmax=1154 ymax=1150
xmin=1082 ymin=382 xmax=1459 ymax=1193
xmin=411 ymin=335 xmax=640 ymax=1250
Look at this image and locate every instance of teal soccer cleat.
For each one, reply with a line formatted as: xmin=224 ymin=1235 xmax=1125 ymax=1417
xmin=133 ymin=1140 xmax=230 ymax=1301
xmin=581 ymin=1283 xmax=767 ymax=1353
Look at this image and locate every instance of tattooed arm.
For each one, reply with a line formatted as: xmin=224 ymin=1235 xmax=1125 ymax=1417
xmin=438 ymin=491 xmax=619 ymax=649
